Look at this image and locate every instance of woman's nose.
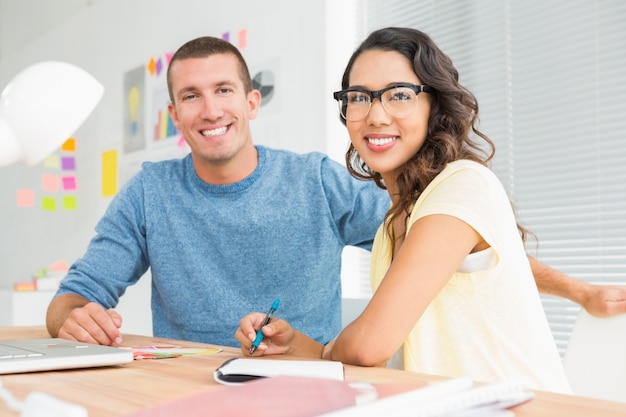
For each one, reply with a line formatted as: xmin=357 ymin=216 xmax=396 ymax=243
xmin=366 ymin=99 xmax=392 ymax=126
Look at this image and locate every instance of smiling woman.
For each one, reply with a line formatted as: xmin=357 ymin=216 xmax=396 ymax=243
xmin=361 ymin=0 xmax=626 ymax=360
xmin=236 ymin=26 xmax=572 ymax=395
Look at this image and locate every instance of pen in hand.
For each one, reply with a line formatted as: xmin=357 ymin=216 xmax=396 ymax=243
xmin=249 ymin=298 xmax=280 ymax=354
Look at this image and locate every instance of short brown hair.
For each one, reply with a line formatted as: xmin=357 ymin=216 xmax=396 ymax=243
xmin=166 ymin=36 xmax=252 ymax=103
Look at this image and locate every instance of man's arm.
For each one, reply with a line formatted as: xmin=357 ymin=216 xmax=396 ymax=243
xmin=46 ymin=293 xmax=123 ymax=345
xmin=529 ymin=256 xmax=626 ymax=317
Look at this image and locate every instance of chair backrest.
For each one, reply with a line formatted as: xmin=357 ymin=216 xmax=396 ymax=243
xmin=341 ymin=297 xmax=370 ymax=329
xmin=563 ymin=309 xmax=626 ymax=403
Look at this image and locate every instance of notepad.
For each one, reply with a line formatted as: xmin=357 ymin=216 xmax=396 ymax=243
xmin=214 ymin=357 xmax=345 ymax=385
xmin=317 ymin=376 xmax=535 ymax=417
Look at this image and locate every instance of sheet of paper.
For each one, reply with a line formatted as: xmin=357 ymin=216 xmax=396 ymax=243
xmin=124 ymin=345 xmax=221 ymax=360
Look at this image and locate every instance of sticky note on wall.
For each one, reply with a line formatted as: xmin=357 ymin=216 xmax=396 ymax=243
xmin=102 ymin=150 xmax=118 ymax=197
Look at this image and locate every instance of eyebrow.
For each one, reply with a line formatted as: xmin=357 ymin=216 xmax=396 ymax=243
xmin=175 ymin=81 xmax=238 ymax=97
xmin=347 ymin=82 xmax=415 ymax=90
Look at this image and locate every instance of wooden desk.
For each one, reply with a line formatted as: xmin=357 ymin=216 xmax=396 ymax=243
xmin=1 ymin=326 xmax=625 ymax=416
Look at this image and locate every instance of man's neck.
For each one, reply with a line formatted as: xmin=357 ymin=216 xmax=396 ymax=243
xmin=193 ymin=143 xmax=259 ymax=185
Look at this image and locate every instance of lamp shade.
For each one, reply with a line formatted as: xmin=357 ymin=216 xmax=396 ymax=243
xmin=0 ymin=61 xmax=104 ymax=166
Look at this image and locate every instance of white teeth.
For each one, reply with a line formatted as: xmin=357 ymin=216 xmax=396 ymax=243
xmin=368 ymin=137 xmax=396 ymax=146
xmin=201 ymin=126 xmax=227 ymax=137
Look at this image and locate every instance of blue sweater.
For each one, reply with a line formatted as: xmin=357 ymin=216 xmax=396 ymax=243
xmin=56 ymin=146 xmax=389 ymax=347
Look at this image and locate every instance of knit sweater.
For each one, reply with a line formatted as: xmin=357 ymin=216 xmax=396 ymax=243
xmin=56 ymin=146 xmax=388 ymax=347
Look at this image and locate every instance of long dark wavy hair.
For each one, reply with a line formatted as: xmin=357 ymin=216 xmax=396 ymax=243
xmin=341 ymin=27 xmax=528 ymax=253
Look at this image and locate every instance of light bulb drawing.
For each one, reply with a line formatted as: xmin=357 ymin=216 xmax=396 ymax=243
xmin=127 ymin=85 xmax=140 ymax=135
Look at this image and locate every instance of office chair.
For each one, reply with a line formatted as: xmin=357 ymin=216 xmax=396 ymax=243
xmin=563 ymin=308 xmax=626 ymax=403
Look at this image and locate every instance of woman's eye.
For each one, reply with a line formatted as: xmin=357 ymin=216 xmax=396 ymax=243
xmin=348 ymin=93 xmax=369 ymax=104
xmin=390 ymin=92 xmax=411 ymax=101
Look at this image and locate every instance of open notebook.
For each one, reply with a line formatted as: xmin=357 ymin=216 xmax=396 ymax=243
xmin=0 ymin=338 xmax=133 ymax=374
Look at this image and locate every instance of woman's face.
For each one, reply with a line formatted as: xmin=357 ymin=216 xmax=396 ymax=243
xmin=345 ymin=49 xmax=431 ymax=182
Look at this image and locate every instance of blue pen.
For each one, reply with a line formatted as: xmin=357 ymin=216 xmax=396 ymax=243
xmin=249 ymin=298 xmax=280 ymax=354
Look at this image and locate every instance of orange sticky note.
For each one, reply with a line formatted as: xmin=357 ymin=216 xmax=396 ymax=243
xmin=61 ymin=138 xmax=76 ymax=152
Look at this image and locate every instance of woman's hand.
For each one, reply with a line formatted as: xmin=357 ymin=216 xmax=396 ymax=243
xmin=235 ymin=313 xmax=324 ymax=358
xmin=235 ymin=313 xmax=297 ymax=356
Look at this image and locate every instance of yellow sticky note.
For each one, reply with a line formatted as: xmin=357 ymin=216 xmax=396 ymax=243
xmin=41 ymin=196 xmax=57 ymax=211
xmin=62 ymin=195 xmax=77 ymax=210
xmin=43 ymin=154 xmax=61 ymax=169
xmin=102 ymin=150 xmax=118 ymax=197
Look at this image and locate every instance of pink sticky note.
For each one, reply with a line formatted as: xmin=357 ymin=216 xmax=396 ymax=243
xmin=41 ymin=174 xmax=59 ymax=192
xmin=49 ymin=260 xmax=70 ymax=272
xmin=62 ymin=176 xmax=77 ymax=191
xmin=16 ymin=189 xmax=35 ymax=207
xmin=238 ymin=29 xmax=247 ymax=49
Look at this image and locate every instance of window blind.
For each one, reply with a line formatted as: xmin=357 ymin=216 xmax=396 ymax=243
xmin=361 ymin=0 xmax=626 ymax=357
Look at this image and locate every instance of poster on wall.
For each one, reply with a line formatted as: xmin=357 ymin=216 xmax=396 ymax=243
xmin=123 ymin=66 xmax=146 ymax=154
xmin=146 ymin=53 xmax=180 ymax=149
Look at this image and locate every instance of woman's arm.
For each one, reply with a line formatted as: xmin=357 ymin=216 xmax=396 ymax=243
xmin=326 ymin=214 xmax=481 ymax=367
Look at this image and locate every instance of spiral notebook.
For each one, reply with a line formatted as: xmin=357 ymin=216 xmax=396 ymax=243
xmin=214 ymin=357 xmax=344 ymax=385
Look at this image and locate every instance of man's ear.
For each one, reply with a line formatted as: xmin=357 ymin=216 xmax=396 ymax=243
xmin=247 ymin=89 xmax=262 ymax=120
xmin=167 ymin=101 xmax=180 ymax=129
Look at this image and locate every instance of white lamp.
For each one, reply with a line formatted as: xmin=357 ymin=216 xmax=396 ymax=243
xmin=0 ymin=61 xmax=104 ymax=166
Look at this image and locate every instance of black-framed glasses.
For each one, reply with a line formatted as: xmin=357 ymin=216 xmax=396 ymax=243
xmin=333 ymin=83 xmax=435 ymax=121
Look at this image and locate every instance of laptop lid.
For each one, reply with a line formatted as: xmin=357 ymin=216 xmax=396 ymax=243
xmin=0 ymin=338 xmax=134 ymax=374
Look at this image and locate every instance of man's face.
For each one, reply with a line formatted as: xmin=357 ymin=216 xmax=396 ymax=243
xmin=168 ymin=54 xmax=260 ymax=181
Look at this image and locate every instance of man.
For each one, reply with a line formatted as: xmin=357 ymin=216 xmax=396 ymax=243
xmin=46 ymin=36 xmax=626 ymax=347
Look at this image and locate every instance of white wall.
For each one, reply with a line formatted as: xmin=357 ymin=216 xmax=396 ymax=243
xmin=0 ymin=0 xmax=333 ymax=284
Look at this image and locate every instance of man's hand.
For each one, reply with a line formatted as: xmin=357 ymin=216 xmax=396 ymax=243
xmin=528 ymin=256 xmax=626 ymax=317
xmin=581 ymin=285 xmax=626 ymax=317
xmin=47 ymin=294 xmax=123 ymax=346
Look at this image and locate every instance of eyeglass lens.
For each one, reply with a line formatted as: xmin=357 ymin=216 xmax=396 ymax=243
xmin=338 ymin=86 xmax=420 ymax=121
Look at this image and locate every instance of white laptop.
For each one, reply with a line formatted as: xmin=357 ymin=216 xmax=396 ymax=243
xmin=0 ymin=338 xmax=134 ymax=374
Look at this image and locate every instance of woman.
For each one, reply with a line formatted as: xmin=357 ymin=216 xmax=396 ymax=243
xmin=236 ymin=27 xmax=571 ymax=393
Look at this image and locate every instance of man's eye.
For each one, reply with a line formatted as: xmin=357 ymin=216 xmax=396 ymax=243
xmin=218 ymin=87 xmax=233 ymax=95
xmin=182 ymin=93 xmax=198 ymax=101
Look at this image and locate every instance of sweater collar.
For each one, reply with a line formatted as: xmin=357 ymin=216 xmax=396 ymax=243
xmin=189 ymin=145 xmax=267 ymax=194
